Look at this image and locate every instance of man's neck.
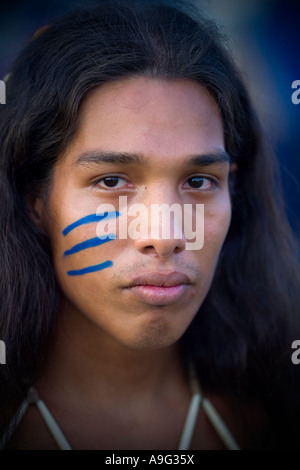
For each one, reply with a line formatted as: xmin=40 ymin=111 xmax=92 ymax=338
xmin=36 ymin=300 xmax=190 ymax=407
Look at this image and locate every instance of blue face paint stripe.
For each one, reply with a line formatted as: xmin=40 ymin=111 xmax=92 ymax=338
xmin=62 ymin=211 xmax=119 ymax=236
xmin=64 ymin=235 xmax=116 ymax=256
xmin=67 ymin=260 xmax=113 ymax=276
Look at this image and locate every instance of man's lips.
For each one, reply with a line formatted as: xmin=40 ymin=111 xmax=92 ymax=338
xmin=124 ymin=272 xmax=194 ymax=305
xmin=127 ymin=271 xmax=192 ymax=288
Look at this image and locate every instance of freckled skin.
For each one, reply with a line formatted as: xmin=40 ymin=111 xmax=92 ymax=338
xmin=39 ymin=77 xmax=232 ymax=351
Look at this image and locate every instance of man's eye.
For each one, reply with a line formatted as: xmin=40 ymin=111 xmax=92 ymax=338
xmin=184 ymin=176 xmax=216 ymax=190
xmin=96 ymin=176 xmax=129 ymax=189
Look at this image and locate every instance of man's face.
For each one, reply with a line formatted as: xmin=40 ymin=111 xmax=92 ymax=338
xmin=43 ymin=77 xmax=232 ymax=350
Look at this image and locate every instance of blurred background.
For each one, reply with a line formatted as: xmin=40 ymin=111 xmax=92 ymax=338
xmin=0 ymin=0 xmax=299 ymax=239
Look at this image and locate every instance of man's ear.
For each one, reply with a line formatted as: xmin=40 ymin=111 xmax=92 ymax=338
xmin=26 ymin=190 xmax=48 ymax=232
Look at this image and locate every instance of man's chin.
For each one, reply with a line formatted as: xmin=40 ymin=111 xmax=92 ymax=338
xmin=121 ymin=314 xmax=190 ymax=351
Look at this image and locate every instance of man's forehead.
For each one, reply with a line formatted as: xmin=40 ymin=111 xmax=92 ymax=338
xmin=78 ymin=76 xmax=220 ymax=123
xmin=61 ymin=77 xmax=225 ymax=168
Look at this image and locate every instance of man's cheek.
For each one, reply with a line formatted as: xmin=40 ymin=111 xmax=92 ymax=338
xmin=55 ymin=262 xmax=115 ymax=312
xmin=203 ymin=211 xmax=231 ymax=256
xmin=54 ymin=211 xmax=120 ymax=278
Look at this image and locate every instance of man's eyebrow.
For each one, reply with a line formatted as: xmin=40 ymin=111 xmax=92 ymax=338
xmin=75 ymin=151 xmax=146 ymax=166
xmin=74 ymin=149 xmax=231 ymax=167
xmin=188 ymin=150 xmax=231 ymax=167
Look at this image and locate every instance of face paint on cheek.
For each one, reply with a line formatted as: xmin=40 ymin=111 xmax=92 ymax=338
xmin=67 ymin=260 xmax=113 ymax=276
xmin=62 ymin=211 xmax=119 ymax=276
xmin=62 ymin=211 xmax=119 ymax=236
xmin=64 ymin=234 xmax=116 ymax=256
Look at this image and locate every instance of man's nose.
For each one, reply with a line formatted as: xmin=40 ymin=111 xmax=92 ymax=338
xmin=133 ymin=189 xmax=186 ymax=258
xmin=134 ymin=235 xmax=185 ymax=258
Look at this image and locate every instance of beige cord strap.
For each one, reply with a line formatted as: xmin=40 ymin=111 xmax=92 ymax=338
xmin=0 ymin=399 xmax=29 ymax=449
xmin=27 ymin=387 xmax=72 ymax=450
xmin=202 ymin=398 xmax=240 ymax=450
xmin=180 ymin=363 xmax=241 ymax=450
xmin=177 ymin=362 xmax=202 ymax=450
xmin=177 ymin=391 xmax=202 ymax=450
xmin=24 ymin=367 xmax=240 ymax=452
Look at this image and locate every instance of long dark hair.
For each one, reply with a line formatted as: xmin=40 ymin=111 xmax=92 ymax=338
xmin=0 ymin=0 xmax=299 ymax=449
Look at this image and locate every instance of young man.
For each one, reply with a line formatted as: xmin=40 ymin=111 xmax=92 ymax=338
xmin=0 ymin=0 xmax=299 ymax=450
